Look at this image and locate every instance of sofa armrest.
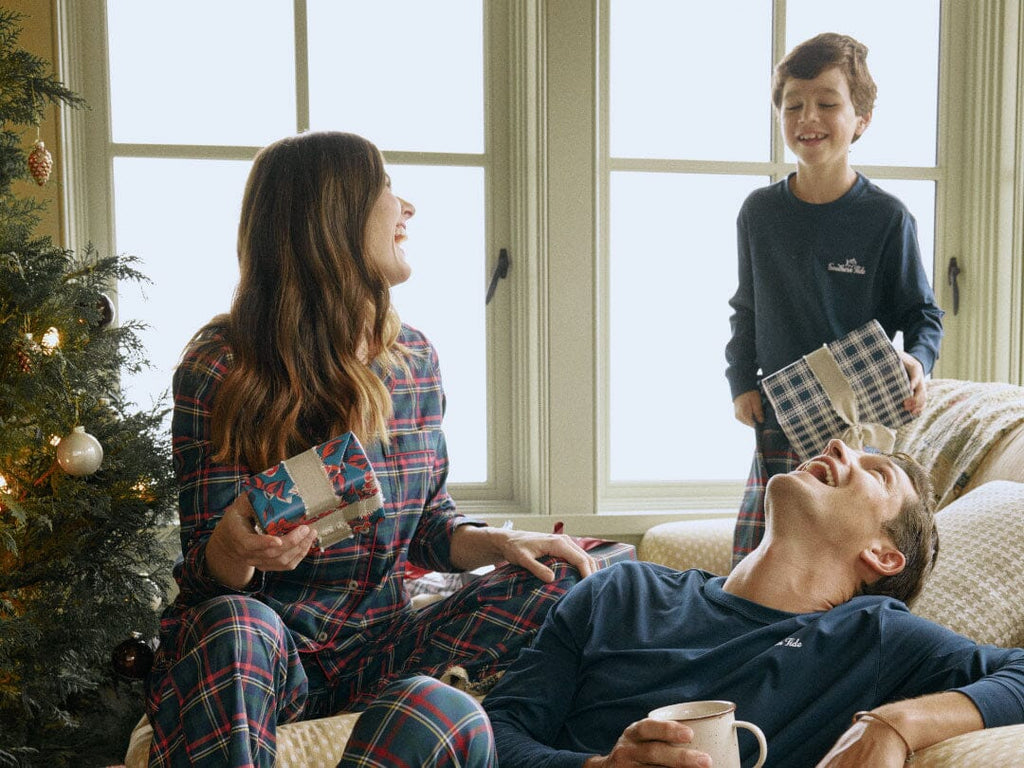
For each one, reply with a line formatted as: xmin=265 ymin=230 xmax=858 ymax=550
xmin=638 ymin=517 xmax=735 ymax=575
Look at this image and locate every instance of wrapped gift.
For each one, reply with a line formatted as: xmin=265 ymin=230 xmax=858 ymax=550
xmin=243 ymin=432 xmax=384 ymax=549
xmin=760 ymin=319 xmax=915 ymax=461
xmin=552 ymin=522 xmax=637 ymax=569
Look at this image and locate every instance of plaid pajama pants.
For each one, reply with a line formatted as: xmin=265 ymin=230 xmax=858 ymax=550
xmin=146 ymin=559 xmax=580 ymax=767
xmin=732 ymin=395 xmax=801 ymax=569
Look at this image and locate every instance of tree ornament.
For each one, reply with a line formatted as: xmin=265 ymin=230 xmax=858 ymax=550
xmin=111 ymin=632 xmax=154 ymax=679
xmin=96 ymin=292 xmax=116 ymax=328
xmin=28 ymin=139 xmax=53 ymax=186
xmin=56 ymin=426 xmax=104 ymax=476
xmin=15 ymin=332 xmax=37 ymax=373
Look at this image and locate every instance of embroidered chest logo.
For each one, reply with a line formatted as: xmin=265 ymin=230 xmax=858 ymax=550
xmin=775 ymin=637 xmax=803 ymax=648
xmin=827 ymin=258 xmax=867 ymax=275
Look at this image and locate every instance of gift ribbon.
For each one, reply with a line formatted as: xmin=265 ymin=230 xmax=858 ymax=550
xmin=285 ymin=447 xmax=338 ymax=517
xmin=804 ymin=345 xmax=897 ymax=453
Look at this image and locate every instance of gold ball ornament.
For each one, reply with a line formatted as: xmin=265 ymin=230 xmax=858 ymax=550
xmin=28 ymin=140 xmax=53 ymax=186
xmin=56 ymin=426 xmax=104 ymax=476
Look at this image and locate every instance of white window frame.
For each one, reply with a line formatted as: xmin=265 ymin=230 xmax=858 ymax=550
xmin=54 ymin=0 xmax=1024 ymax=540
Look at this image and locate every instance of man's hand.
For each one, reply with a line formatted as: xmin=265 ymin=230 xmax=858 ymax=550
xmin=733 ymin=389 xmax=764 ymax=427
xmin=583 ymin=718 xmax=712 ymax=768
xmin=450 ymin=526 xmax=597 ymax=583
xmin=814 ymin=716 xmax=908 ymax=768
xmin=205 ymin=494 xmax=318 ymax=590
xmin=899 ymin=350 xmax=926 ymax=416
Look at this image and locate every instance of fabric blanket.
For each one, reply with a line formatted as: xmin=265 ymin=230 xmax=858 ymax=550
xmin=894 ymin=378 xmax=1024 ymax=508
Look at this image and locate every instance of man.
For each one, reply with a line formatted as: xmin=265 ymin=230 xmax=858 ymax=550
xmin=484 ymin=439 xmax=1024 ymax=767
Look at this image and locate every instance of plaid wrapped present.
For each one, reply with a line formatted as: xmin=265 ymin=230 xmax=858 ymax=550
xmin=760 ymin=320 xmax=914 ymax=461
xmin=243 ymin=432 xmax=384 ymax=549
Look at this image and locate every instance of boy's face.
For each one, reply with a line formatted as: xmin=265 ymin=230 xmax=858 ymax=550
xmin=779 ymin=66 xmax=871 ymax=170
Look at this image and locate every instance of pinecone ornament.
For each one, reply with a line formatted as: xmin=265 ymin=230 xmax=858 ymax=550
xmin=28 ymin=140 xmax=53 ymax=186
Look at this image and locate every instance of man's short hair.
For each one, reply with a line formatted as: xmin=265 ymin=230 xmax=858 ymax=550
xmin=860 ymin=452 xmax=940 ymax=604
xmin=771 ymin=32 xmax=878 ymax=133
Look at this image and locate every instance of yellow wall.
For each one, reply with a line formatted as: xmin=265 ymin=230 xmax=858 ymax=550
xmin=7 ymin=0 xmax=64 ymax=245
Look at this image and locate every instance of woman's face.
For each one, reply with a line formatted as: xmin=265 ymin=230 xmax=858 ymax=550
xmin=364 ymin=174 xmax=416 ymax=287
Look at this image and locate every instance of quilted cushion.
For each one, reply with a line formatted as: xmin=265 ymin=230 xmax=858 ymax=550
xmin=910 ymin=480 xmax=1024 ymax=647
xmin=638 ymin=516 xmax=735 ymax=575
xmin=124 ymin=712 xmax=360 ymax=768
xmin=914 ymin=723 xmax=1024 ymax=767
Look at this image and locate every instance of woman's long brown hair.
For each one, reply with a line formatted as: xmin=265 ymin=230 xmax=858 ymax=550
xmin=205 ymin=131 xmax=405 ymax=470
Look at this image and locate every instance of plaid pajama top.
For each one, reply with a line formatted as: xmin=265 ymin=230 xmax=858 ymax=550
xmin=153 ymin=322 xmax=482 ymax=677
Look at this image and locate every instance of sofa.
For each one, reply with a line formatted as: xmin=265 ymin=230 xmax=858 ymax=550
xmin=639 ymin=378 xmax=1024 ymax=767
xmin=125 ymin=378 xmax=1024 ymax=767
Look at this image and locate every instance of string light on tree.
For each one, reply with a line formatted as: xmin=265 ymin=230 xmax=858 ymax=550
xmin=56 ymin=426 xmax=104 ymax=476
xmin=39 ymin=326 xmax=60 ymax=353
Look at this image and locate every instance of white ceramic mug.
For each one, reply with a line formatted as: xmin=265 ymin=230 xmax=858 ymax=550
xmin=648 ymin=700 xmax=768 ymax=768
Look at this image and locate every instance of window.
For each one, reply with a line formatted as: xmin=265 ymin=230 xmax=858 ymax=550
xmin=80 ymin=0 xmax=504 ymax=491
xmin=61 ymin=0 xmax=1021 ymax=535
xmin=600 ymin=0 xmax=942 ymax=507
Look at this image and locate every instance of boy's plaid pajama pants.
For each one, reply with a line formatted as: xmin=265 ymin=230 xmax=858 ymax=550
xmin=732 ymin=396 xmax=801 ymax=570
xmin=145 ymin=559 xmax=580 ymax=767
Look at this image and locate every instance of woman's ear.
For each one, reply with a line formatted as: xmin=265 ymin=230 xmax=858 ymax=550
xmin=860 ymin=543 xmax=905 ymax=577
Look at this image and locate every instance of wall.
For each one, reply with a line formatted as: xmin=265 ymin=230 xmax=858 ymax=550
xmin=8 ymin=0 xmax=64 ymax=245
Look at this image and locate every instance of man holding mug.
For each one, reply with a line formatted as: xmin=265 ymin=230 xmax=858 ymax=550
xmin=484 ymin=440 xmax=1024 ymax=767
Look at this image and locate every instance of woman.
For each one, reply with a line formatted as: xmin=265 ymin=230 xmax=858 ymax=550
xmin=145 ymin=131 xmax=595 ymax=767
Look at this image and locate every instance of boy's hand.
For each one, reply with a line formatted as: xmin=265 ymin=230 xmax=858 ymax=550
xmin=898 ymin=351 xmax=926 ymax=416
xmin=733 ymin=390 xmax=764 ymax=427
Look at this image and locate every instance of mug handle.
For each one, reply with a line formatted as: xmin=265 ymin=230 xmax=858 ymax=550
xmin=734 ymin=720 xmax=768 ymax=768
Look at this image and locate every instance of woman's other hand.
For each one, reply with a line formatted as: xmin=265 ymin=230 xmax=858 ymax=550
xmin=450 ymin=526 xmax=597 ymax=583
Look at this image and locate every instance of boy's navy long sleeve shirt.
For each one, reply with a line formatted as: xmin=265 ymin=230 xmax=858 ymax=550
xmin=725 ymin=173 xmax=945 ymax=400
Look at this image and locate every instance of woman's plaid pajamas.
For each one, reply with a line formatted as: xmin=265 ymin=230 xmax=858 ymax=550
xmin=145 ymin=325 xmax=583 ymax=766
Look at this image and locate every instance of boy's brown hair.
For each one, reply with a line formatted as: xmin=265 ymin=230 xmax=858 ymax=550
xmin=772 ymin=32 xmax=877 ymax=133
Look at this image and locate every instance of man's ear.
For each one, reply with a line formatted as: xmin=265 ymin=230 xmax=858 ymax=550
xmin=860 ymin=543 xmax=905 ymax=577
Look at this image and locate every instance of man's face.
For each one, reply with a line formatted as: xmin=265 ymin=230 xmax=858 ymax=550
xmin=767 ymin=440 xmax=917 ymax=537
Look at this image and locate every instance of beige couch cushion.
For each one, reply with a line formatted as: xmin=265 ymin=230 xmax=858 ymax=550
xmin=915 ymin=724 xmax=1024 ymax=767
xmin=125 ymin=712 xmax=360 ymax=768
xmin=638 ymin=516 xmax=735 ymax=575
xmin=911 ymin=480 xmax=1024 ymax=647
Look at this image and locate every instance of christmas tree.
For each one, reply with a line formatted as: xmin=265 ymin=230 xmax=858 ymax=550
xmin=0 ymin=10 xmax=177 ymax=767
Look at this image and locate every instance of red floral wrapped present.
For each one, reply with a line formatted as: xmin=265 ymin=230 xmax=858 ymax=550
xmin=243 ymin=432 xmax=384 ymax=548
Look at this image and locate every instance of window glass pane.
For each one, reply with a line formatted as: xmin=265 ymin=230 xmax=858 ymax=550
xmin=115 ymin=158 xmax=249 ymax=411
xmin=785 ymin=1 xmax=940 ymax=166
xmin=107 ymin=1 xmax=295 ymax=145
xmin=308 ymin=1 xmax=483 ymax=153
xmin=388 ymin=166 xmax=487 ymax=483
xmin=609 ymin=172 xmax=765 ymax=482
xmin=610 ymin=0 xmax=772 ymax=161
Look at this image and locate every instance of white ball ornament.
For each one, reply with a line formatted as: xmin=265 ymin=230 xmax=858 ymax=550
xmin=56 ymin=426 xmax=104 ymax=476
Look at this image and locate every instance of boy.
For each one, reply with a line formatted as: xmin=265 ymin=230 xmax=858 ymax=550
xmin=725 ymin=32 xmax=944 ymax=567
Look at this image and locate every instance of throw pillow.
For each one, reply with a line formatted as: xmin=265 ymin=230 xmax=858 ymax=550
xmin=911 ymin=481 xmax=1024 ymax=647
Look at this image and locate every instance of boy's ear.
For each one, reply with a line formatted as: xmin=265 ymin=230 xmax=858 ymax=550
xmin=860 ymin=542 xmax=905 ymax=577
xmin=855 ymin=111 xmax=873 ymax=137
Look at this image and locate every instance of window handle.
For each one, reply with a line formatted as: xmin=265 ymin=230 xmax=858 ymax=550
xmin=947 ymin=257 xmax=961 ymax=316
xmin=485 ymin=248 xmax=510 ymax=305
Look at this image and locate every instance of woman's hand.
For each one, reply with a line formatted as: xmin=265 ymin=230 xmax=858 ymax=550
xmin=583 ymin=718 xmax=711 ymax=768
xmin=204 ymin=494 xmax=319 ymax=590
xmin=815 ymin=717 xmax=908 ymax=768
xmin=733 ymin=389 xmax=764 ymax=428
xmin=450 ymin=526 xmax=597 ymax=583
xmin=899 ymin=351 xmax=926 ymax=416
